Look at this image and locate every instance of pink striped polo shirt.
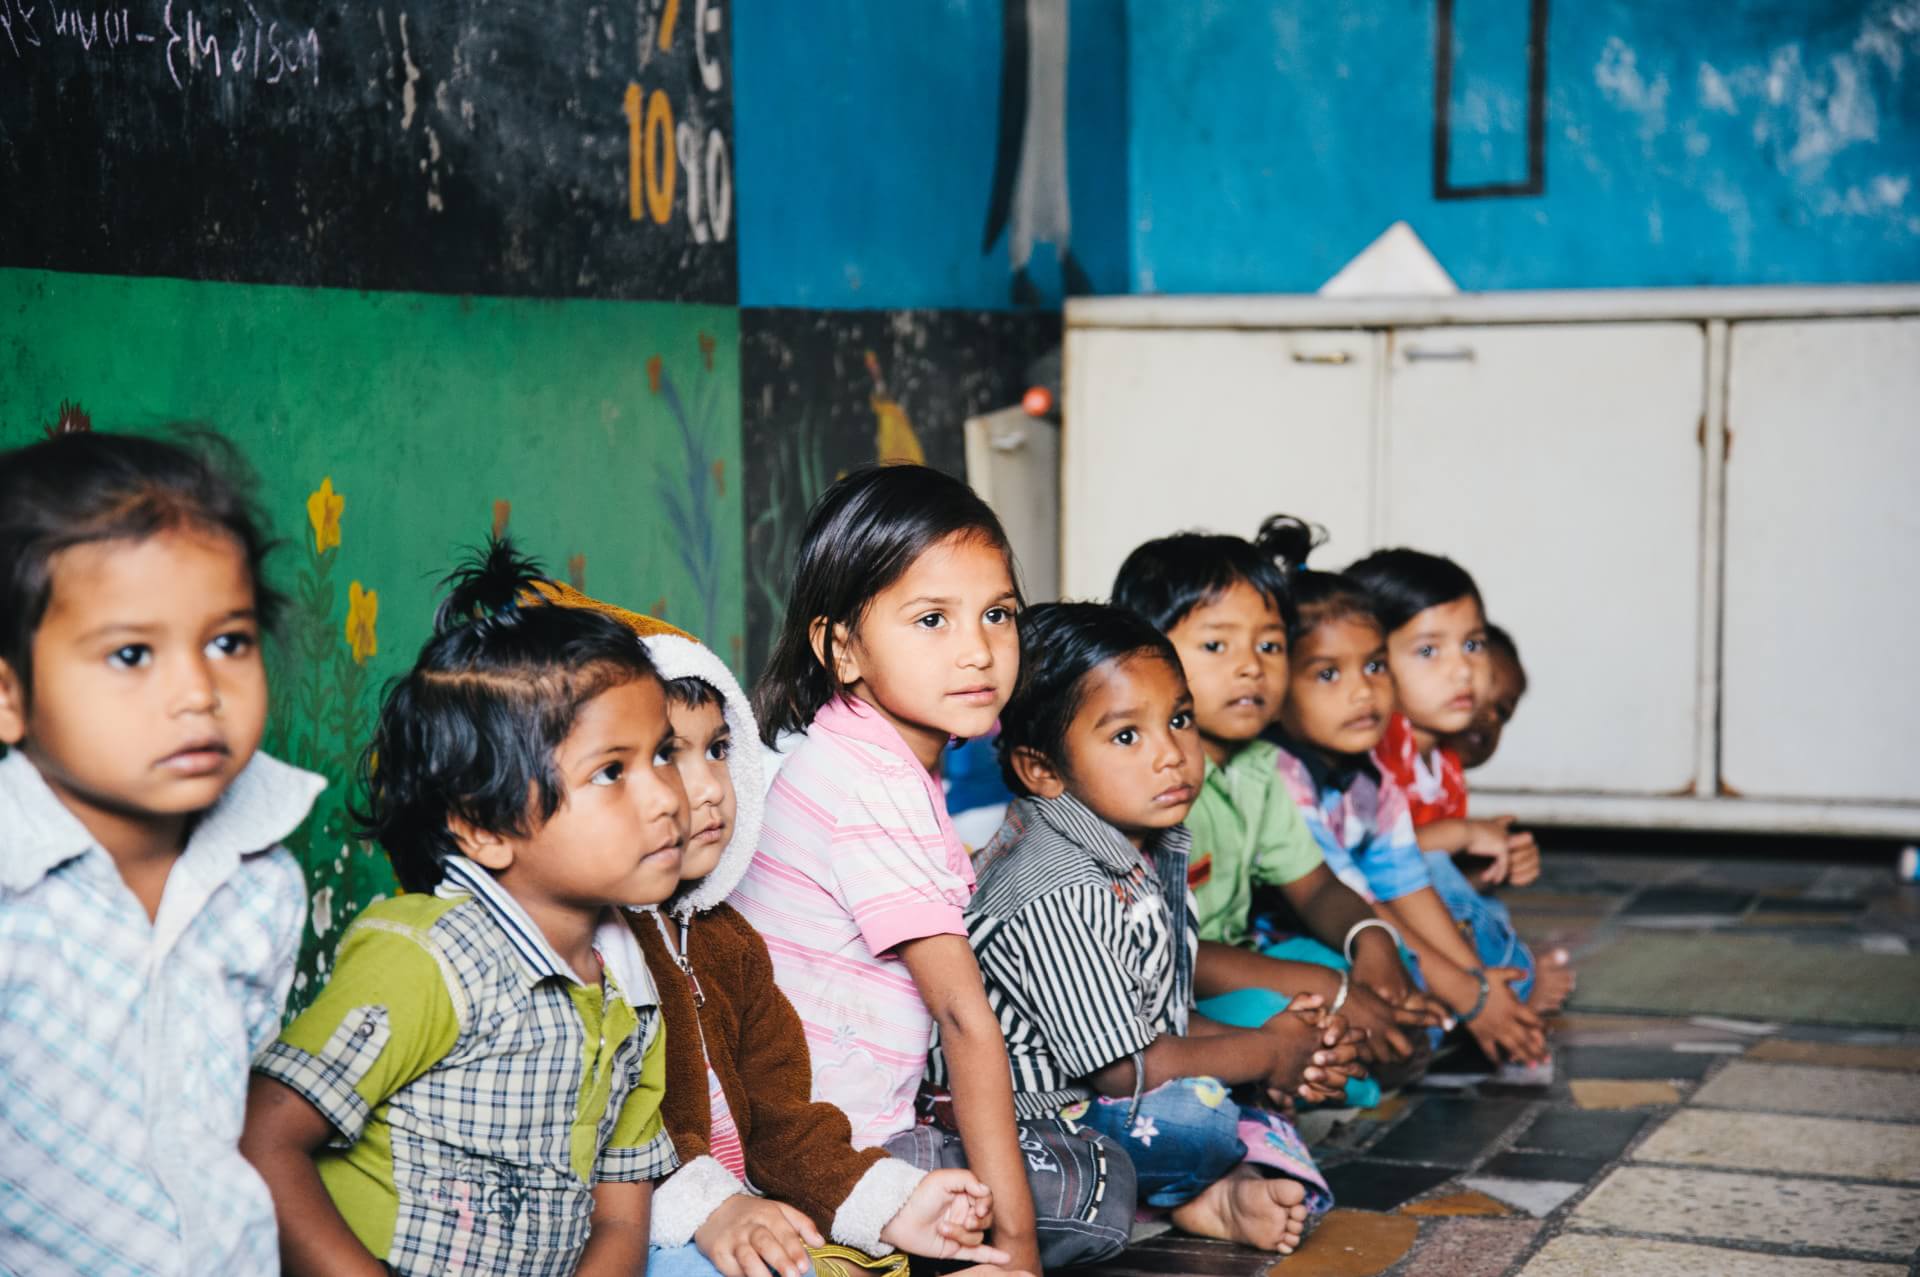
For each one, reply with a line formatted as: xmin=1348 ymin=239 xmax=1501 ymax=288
xmin=730 ymin=697 xmax=975 ymax=1148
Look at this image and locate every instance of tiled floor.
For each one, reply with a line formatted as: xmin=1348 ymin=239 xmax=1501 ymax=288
xmin=1073 ymin=847 xmax=1920 ymax=1276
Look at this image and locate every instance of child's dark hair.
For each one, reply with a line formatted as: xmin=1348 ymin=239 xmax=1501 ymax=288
xmin=355 ymin=538 xmax=660 ymax=893
xmin=1248 ymin=513 xmax=1382 ymax=645
xmin=754 ymin=464 xmax=1019 ymax=746
xmin=996 ymin=602 xmax=1183 ymax=797
xmin=1344 ymin=548 xmax=1482 ymax=635
xmin=0 ymin=428 xmax=283 ymax=695
xmin=665 ymin=676 xmax=724 ymax=712
xmin=1110 ymin=522 xmax=1299 ymax=634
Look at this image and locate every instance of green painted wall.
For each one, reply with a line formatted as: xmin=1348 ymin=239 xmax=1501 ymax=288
xmin=0 ymin=268 xmax=743 ymax=1007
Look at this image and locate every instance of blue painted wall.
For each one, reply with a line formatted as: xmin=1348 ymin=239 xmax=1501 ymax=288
xmin=734 ymin=0 xmax=1128 ymax=309
xmin=1128 ymin=0 xmax=1920 ymax=292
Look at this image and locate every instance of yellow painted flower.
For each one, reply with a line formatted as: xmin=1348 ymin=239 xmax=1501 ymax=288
xmin=306 ymin=477 xmax=344 ymax=555
xmin=345 ymin=580 xmax=379 ymax=665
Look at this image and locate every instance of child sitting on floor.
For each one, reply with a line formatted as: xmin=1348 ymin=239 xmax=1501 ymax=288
xmin=0 ymin=430 xmax=323 ymax=1276
xmin=242 ymin=542 xmax=685 ymax=1277
xmin=1256 ymin=539 xmax=1546 ymax=1066
xmin=538 ymin=584 xmax=1012 ymax=1277
xmin=947 ymin=602 xmax=1350 ymax=1255
xmin=734 ymin=465 xmax=1135 ymax=1272
xmin=1346 ymin=550 xmax=1573 ymax=1012
xmin=1110 ymin=529 xmax=1440 ymax=1079
xmin=1442 ymin=623 xmax=1528 ymax=773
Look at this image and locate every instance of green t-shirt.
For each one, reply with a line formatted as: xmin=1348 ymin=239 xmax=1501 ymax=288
xmin=1185 ymin=740 xmax=1325 ymax=946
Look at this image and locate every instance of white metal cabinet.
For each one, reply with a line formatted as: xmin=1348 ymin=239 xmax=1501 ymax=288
xmin=1061 ymin=327 xmax=1379 ymax=601
xmin=1720 ymin=317 xmax=1920 ymax=804
xmin=1380 ymin=323 xmax=1706 ymax=795
xmin=1063 ymin=287 xmax=1920 ymax=835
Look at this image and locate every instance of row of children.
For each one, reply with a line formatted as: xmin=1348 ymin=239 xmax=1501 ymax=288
xmin=0 ymin=431 xmax=1562 ymax=1277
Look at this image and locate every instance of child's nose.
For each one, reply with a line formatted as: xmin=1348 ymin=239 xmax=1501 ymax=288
xmin=171 ymin=654 xmax=220 ymax=715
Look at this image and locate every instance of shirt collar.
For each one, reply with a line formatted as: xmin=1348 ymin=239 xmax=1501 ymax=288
xmin=1024 ymin=792 xmax=1192 ymax=884
xmin=436 ymin=855 xmax=659 ymax=1005
xmin=1264 ymin=726 xmax=1377 ymax=795
xmin=0 ymin=749 xmax=324 ymax=893
xmin=811 ymin=695 xmax=925 ymax=767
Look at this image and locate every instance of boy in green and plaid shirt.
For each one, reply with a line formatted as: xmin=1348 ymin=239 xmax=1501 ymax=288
xmin=242 ymin=546 xmax=687 ymax=1276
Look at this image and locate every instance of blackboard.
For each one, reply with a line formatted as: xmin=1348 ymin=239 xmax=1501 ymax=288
xmin=0 ymin=0 xmax=735 ymax=301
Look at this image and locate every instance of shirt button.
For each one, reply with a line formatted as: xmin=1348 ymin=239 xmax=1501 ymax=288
xmin=356 ymin=1022 xmax=375 ymax=1039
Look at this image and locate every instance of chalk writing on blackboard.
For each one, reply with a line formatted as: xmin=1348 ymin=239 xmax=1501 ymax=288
xmin=625 ymin=0 xmax=730 ymax=244
xmin=0 ymin=0 xmax=320 ymax=90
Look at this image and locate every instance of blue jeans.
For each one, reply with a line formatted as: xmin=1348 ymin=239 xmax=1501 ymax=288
xmin=1067 ymin=1076 xmax=1332 ymax=1213
xmin=1424 ymin=851 xmax=1535 ymax=1002
xmin=649 ymin=1244 xmax=817 ymax=1277
xmin=1068 ymin=1076 xmax=1245 ymax=1207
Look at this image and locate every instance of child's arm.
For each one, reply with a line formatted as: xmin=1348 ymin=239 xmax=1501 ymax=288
xmin=1193 ymin=939 xmax=1422 ymax=1060
xmin=1278 ymin=865 xmax=1411 ymax=999
xmin=897 ymin=935 xmax=1042 ymax=1277
xmin=1086 ymin=1005 xmax=1362 ymax=1105
xmin=577 ymin=1181 xmax=653 ymax=1277
xmin=1375 ymin=889 xmax=1545 ymax=1063
xmin=240 ymin=1078 xmax=389 ymax=1277
xmin=244 ymin=909 xmax=463 ymax=1276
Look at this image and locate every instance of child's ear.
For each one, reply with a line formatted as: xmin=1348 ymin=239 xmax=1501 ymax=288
xmin=1009 ymin=746 xmax=1068 ymax=799
xmin=447 ymin=816 xmax=514 ymax=872
xmin=0 ymin=659 xmax=25 ymax=747
xmin=809 ymin=617 xmax=861 ymax=687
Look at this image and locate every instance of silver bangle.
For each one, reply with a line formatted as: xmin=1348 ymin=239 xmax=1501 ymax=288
xmin=1343 ymin=918 xmax=1404 ymax=966
xmin=1328 ymin=969 xmax=1352 ymax=1017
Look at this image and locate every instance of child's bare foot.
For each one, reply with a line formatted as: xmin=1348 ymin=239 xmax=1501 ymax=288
xmin=1170 ymin=1166 xmax=1313 ymax=1254
xmin=1527 ymin=948 xmax=1577 ymax=1013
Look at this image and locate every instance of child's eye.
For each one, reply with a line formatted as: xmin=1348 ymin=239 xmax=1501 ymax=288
xmin=708 ymin=737 xmax=731 ymax=762
xmin=1112 ymin=728 xmax=1138 ymax=746
xmin=915 ymin=613 xmax=947 ymax=630
xmin=984 ymin=606 xmax=1014 ymax=625
xmin=1316 ymin=667 xmax=1339 ymax=683
xmin=654 ymin=739 xmax=681 ymax=766
xmin=1258 ymin=641 xmax=1284 ymax=656
xmin=1201 ymin=640 xmax=1226 ymax=654
xmin=208 ymin=631 xmax=255 ymax=658
xmin=591 ymin=761 xmax=626 ymax=786
xmin=107 ymin=644 xmax=152 ymax=670
xmin=1415 ymin=644 xmax=1436 ymax=659
xmin=1364 ymin=660 xmax=1388 ymax=676
xmin=1170 ymin=711 xmax=1194 ymax=731
xmin=1464 ymin=638 xmax=1483 ymax=654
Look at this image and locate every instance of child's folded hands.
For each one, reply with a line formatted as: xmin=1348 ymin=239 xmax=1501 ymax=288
xmin=695 ymin=1195 xmax=823 ymax=1277
xmin=880 ymin=1169 xmax=1010 ymax=1266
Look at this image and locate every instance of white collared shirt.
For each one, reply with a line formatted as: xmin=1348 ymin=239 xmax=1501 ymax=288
xmin=0 ymin=749 xmax=322 ymax=1276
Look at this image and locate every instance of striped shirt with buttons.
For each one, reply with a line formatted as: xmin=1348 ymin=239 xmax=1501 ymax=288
xmin=931 ymin=793 xmax=1198 ymax=1120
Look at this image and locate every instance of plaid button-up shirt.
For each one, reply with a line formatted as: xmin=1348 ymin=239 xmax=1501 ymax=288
xmin=0 ymin=749 xmax=320 ymax=1277
xmin=255 ymin=855 xmax=675 ymax=1276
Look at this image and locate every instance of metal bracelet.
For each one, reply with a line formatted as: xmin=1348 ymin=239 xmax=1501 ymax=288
xmin=1456 ymin=968 xmax=1491 ymax=1025
xmin=1329 ymin=968 xmax=1352 ymax=1017
xmin=1343 ymin=917 xmax=1405 ymax=966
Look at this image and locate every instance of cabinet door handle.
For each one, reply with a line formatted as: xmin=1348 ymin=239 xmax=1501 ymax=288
xmin=1403 ymin=346 xmax=1477 ymax=363
xmin=1290 ymin=351 xmax=1354 ymax=365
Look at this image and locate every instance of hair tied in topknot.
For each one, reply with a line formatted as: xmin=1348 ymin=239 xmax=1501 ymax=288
xmin=432 ymin=536 xmax=553 ymax=636
xmin=1254 ymin=514 xmax=1326 ymax=572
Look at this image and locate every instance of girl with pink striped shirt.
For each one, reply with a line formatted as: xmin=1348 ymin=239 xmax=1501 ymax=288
xmin=735 ymin=466 xmax=1136 ymax=1276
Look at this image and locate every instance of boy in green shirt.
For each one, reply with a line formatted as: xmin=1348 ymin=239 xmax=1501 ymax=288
xmin=1112 ymin=529 xmax=1440 ymax=1074
xmin=242 ymin=544 xmax=686 ymax=1277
